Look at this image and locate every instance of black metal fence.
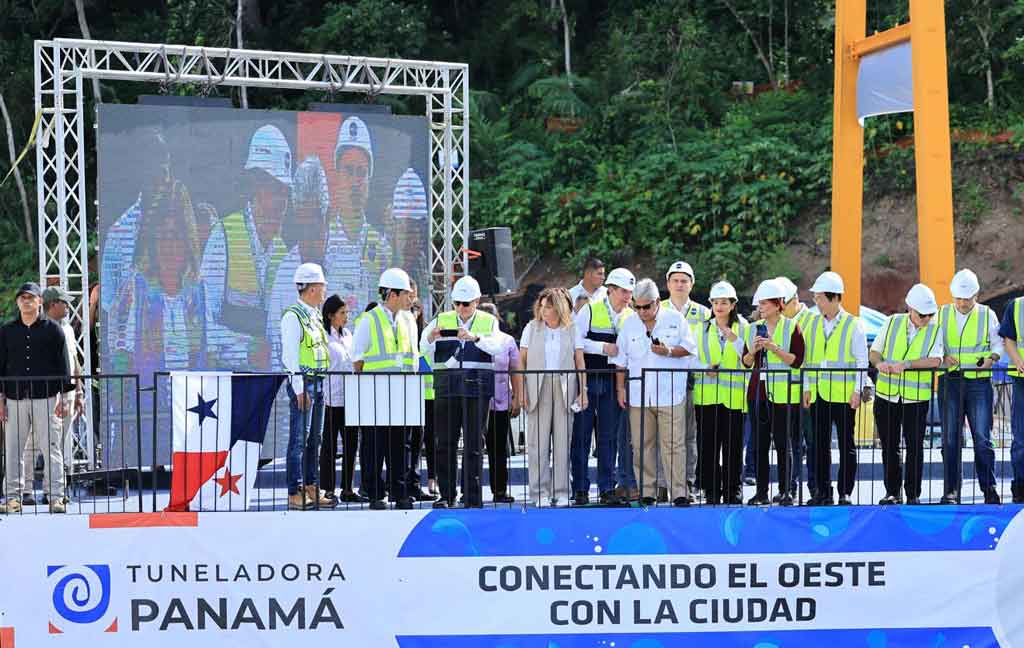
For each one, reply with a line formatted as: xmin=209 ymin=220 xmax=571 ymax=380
xmin=2 ymin=367 xmax=1021 ymax=514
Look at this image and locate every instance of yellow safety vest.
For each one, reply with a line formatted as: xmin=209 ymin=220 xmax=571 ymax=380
xmin=804 ymin=312 xmax=860 ymax=403
xmin=284 ymin=303 xmax=329 ymax=373
xmin=793 ymin=306 xmax=814 ymax=334
xmin=662 ymin=299 xmax=711 ymax=329
xmin=939 ymin=303 xmax=993 ymax=379
xmin=432 ymin=310 xmax=498 ymax=398
xmin=1011 ymin=297 xmax=1024 ymax=379
xmin=875 ymin=314 xmax=939 ymax=401
xmin=746 ymin=317 xmax=802 ymax=405
xmin=222 ymin=211 xmax=286 ymax=334
xmin=361 ymin=306 xmax=415 ymax=372
xmin=695 ymin=319 xmax=748 ymax=410
xmin=583 ymin=299 xmax=632 ymax=370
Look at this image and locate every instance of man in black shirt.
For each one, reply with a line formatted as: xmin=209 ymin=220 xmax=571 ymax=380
xmin=1 ymin=282 xmax=72 ymax=514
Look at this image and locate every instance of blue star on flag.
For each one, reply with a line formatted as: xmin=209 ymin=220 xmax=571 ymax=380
xmin=187 ymin=394 xmax=218 ymax=426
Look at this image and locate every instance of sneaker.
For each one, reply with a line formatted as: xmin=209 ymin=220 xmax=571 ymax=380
xmin=0 ymin=498 xmax=22 ymax=514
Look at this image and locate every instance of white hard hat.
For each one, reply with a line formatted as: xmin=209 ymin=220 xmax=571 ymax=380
xmin=451 ymin=275 xmax=482 ymax=301
xmin=709 ymin=281 xmax=738 ymax=301
xmin=905 ymin=283 xmax=938 ymax=315
xmin=392 ymin=168 xmax=428 ymax=220
xmin=605 ymin=267 xmax=636 ymax=290
xmin=666 ymin=260 xmax=695 ymax=281
xmin=950 ymin=269 xmax=980 ymax=299
xmin=245 ymin=125 xmax=293 ymax=187
xmin=810 ymin=271 xmax=844 ymax=294
xmin=335 ymin=116 xmax=374 ymax=177
xmin=293 ymin=262 xmax=326 ymax=285
xmin=775 ymin=276 xmax=799 ymax=302
xmin=378 ymin=267 xmax=412 ymax=291
xmin=753 ymin=279 xmax=786 ymax=302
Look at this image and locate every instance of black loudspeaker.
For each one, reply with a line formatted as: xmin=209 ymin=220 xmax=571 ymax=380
xmin=469 ymin=227 xmax=517 ymax=295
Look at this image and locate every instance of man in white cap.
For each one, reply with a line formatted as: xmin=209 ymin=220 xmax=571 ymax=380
xmin=937 ymin=269 xmax=1002 ymax=504
xmin=999 ymin=290 xmax=1024 ymax=503
xmin=801 ymin=271 xmax=869 ymax=506
xmin=572 ymin=267 xmax=635 ymax=505
xmin=201 ymin=124 xmax=292 ymax=368
xmin=353 ymin=268 xmax=418 ymax=510
xmin=280 ymin=262 xmax=333 ymax=511
xmin=777 ymin=275 xmax=814 ymax=498
xmin=420 ymin=275 xmax=504 ymax=508
xmin=870 ymin=284 xmax=943 ymax=505
xmin=662 ymin=260 xmax=709 ymax=497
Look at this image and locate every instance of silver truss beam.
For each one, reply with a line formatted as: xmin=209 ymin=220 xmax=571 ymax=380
xmin=35 ymin=39 xmax=470 ymax=467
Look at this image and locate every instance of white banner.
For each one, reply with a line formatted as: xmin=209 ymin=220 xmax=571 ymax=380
xmin=2 ymin=507 xmax=1023 ymax=647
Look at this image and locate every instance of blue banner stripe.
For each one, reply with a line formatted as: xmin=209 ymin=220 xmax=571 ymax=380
xmin=397 ymin=506 xmax=1020 ymax=557
xmin=396 ymin=627 xmax=997 ymax=648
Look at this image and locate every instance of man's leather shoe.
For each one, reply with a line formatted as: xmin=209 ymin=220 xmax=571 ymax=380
xmin=394 ymin=497 xmax=414 ymax=510
xmin=431 ymin=499 xmax=449 ymax=509
xmin=878 ymin=494 xmax=902 ymax=506
xmin=747 ymin=494 xmax=770 ymax=506
xmin=573 ymin=491 xmax=590 ymax=505
xmin=837 ymin=495 xmax=852 ymax=506
xmin=340 ymin=491 xmax=369 ymax=503
xmin=493 ymin=493 xmax=515 ymax=504
xmin=777 ymin=492 xmax=794 ymax=506
xmin=984 ymin=488 xmax=1001 ymax=505
xmin=939 ymin=491 xmax=960 ymax=505
xmin=368 ymin=499 xmax=387 ymax=511
xmin=905 ymin=497 xmax=921 ymax=505
xmin=413 ymin=489 xmax=438 ymax=502
xmin=673 ymin=496 xmax=691 ymax=507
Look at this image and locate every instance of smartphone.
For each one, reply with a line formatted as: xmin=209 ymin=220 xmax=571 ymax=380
xmin=439 ymin=329 xmax=460 ymax=337
xmin=651 ymin=337 xmax=662 ymax=346
xmin=570 ymin=401 xmax=582 ymax=413
xmin=756 ymin=323 xmax=768 ymax=338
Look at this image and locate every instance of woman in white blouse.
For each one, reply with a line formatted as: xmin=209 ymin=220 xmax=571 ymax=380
xmin=521 ymin=287 xmax=587 ymax=506
xmin=320 ymin=295 xmax=367 ymax=504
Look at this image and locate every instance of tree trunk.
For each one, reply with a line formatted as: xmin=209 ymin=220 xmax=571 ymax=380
xmin=74 ymin=0 xmax=103 ymax=101
xmin=237 ymin=0 xmax=249 ymax=109
xmin=557 ymin=0 xmax=574 ymax=116
xmin=721 ymin=0 xmax=776 ymax=86
xmin=0 ymin=93 xmax=34 ymax=243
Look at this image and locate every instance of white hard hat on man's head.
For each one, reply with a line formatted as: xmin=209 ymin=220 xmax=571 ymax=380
xmin=665 ymin=260 xmax=695 ymax=281
xmin=335 ymin=116 xmax=374 ymax=177
xmin=775 ymin=276 xmax=799 ymax=302
xmin=753 ymin=279 xmax=786 ymax=302
xmin=605 ymin=268 xmax=636 ymax=290
xmin=810 ymin=271 xmax=844 ymax=294
xmin=905 ymin=283 xmax=938 ymax=315
xmin=451 ymin=276 xmax=482 ymax=302
xmin=294 ymin=262 xmax=326 ymax=285
xmin=379 ymin=268 xmax=412 ymax=292
xmin=709 ymin=281 xmax=738 ymax=301
xmin=950 ymin=269 xmax=980 ymax=299
xmin=245 ymin=125 xmax=293 ymax=187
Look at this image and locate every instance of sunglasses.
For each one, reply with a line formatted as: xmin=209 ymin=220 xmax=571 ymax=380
xmin=454 ymin=301 xmax=472 ymax=307
xmin=634 ymin=302 xmax=656 ymax=311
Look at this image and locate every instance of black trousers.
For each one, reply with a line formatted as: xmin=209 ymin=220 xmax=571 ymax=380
xmin=435 ymin=395 xmax=489 ymax=506
xmin=407 ymin=419 xmax=425 ymax=492
xmin=362 ymin=424 xmax=410 ymax=503
xmin=750 ymin=398 xmax=795 ymax=497
xmin=486 ymin=409 xmax=512 ymax=495
xmin=320 ymin=406 xmax=359 ymax=493
xmin=875 ymin=397 xmax=928 ymax=499
xmin=695 ymin=404 xmax=744 ymax=504
xmin=424 ymin=399 xmax=436 ymax=480
xmin=811 ymin=400 xmax=857 ymax=498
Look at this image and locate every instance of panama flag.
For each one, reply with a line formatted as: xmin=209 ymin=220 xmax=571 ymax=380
xmin=166 ymin=372 xmax=284 ymax=511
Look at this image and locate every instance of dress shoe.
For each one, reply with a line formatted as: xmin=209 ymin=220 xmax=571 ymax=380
xmin=368 ymin=499 xmax=387 ymax=511
xmin=983 ymin=488 xmax=1001 ymax=505
xmin=905 ymin=497 xmax=921 ymax=505
xmin=747 ymin=494 xmax=770 ymax=506
xmin=625 ymin=487 xmax=640 ymax=501
xmin=340 ymin=490 xmax=369 ymax=503
xmin=837 ymin=495 xmax=852 ymax=506
xmin=771 ymin=492 xmax=783 ymax=504
xmin=878 ymin=494 xmax=902 ymax=506
xmin=431 ymin=499 xmax=450 ymax=509
xmin=413 ymin=489 xmax=438 ymax=502
xmin=599 ymin=491 xmax=622 ymax=506
xmin=673 ymin=496 xmax=691 ymax=507
xmin=804 ymin=495 xmax=821 ymax=506
xmin=724 ymin=494 xmax=743 ymax=505
xmin=394 ymin=497 xmax=414 ymax=510
xmin=640 ymin=496 xmax=657 ymax=506
xmin=493 ymin=493 xmax=515 ymax=504
xmin=776 ymin=492 xmax=794 ymax=506
xmin=657 ymin=487 xmax=669 ymax=503
xmin=21 ymin=493 xmax=36 ymax=506
xmin=939 ymin=491 xmax=960 ymax=505
xmin=573 ymin=491 xmax=590 ymax=506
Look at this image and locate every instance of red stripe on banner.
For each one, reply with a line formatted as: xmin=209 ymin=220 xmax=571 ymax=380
xmin=89 ymin=512 xmax=199 ymax=528
xmin=0 ymin=626 xmax=14 ymax=646
xmin=166 ymin=450 xmax=229 ymax=511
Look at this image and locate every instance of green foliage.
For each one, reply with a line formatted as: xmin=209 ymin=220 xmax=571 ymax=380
xmin=955 ymin=179 xmax=990 ymax=226
xmin=303 ymin=0 xmax=429 ymax=58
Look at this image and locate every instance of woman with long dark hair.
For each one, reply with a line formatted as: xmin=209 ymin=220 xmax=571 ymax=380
xmin=320 ymin=294 xmax=366 ymax=503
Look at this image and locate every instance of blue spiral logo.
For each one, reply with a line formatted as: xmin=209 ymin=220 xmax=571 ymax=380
xmin=47 ymin=564 xmax=111 ymax=625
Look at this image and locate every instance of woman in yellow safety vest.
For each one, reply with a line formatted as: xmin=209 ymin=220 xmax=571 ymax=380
xmin=741 ymin=279 xmax=806 ymax=507
xmin=694 ymin=281 xmax=748 ymax=505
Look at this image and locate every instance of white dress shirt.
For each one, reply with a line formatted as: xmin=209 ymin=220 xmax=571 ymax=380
xmin=324 ymin=327 xmax=354 ymax=407
xmin=280 ymin=299 xmax=323 ymax=393
xmin=612 ymin=306 xmax=697 ymax=407
xmin=573 ymin=299 xmax=630 ymax=356
xmin=521 ymin=320 xmax=582 ymax=369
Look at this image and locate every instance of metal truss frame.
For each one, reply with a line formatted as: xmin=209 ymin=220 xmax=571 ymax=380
xmin=35 ymin=38 xmax=469 ymax=467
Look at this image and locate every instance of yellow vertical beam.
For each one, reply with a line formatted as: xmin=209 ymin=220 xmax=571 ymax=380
xmin=830 ymin=0 xmax=866 ymax=314
xmin=909 ymin=0 xmax=956 ymax=304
